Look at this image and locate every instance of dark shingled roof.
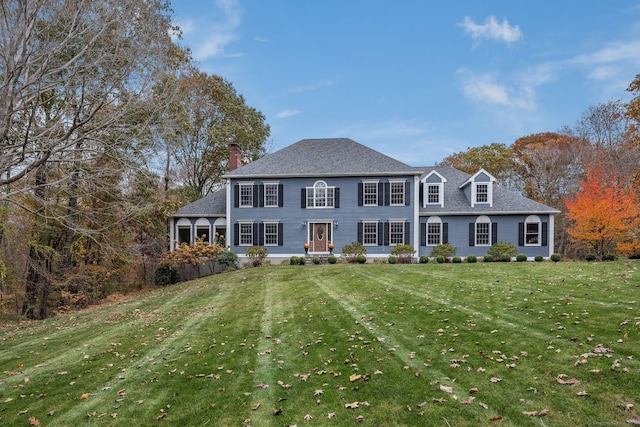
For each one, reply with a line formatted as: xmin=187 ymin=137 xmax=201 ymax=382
xmin=173 ymin=187 xmax=226 ymax=217
xmin=224 ymin=138 xmax=419 ymax=178
xmin=418 ymin=165 xmax=560 ymax=215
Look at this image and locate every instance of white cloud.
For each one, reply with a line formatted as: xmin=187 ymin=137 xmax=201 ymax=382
xmin=277 ymin=109 xmax=302 ymax=119
xmin=459 ymin=16 xmax=522 ymax=45
xmin=457 ymin=68 xmax=536 ymax=111
xmin=176 ymin=0 xmax=244 ymax=61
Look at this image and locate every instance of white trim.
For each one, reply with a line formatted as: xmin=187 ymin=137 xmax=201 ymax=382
xmin=362 ymin=180 xmax=379 ymax=206
xmin=524 ymin=215 xmax=542 ymax=247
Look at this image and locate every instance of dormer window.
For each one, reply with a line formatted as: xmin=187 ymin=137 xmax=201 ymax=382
xmin=461 ymin=169 xmax=495 ymax=207
xmin=422 ymin=171 xmax=446 ymax=208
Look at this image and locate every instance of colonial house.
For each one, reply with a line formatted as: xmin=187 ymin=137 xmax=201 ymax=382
xmin=170 ymin=138 xmax=560 ymax=261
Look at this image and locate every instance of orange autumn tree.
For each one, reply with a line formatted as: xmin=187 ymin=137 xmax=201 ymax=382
xmin=565 ymin=168 xmax=640 ymax=259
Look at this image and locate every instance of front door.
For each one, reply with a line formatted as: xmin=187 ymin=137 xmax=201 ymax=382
xmin=310 ymin=222 xmax=330 ymax=253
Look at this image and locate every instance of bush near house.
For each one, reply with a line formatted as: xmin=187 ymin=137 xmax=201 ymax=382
xmin=430 ymin=243 xmax=456 ymax=260
xmin=466 ymin=255 xmax=478 ymax=263
xmin=245 ymin=246 xmax=268 ymax=267
xmin=341 ymin=242 xmax=367 ymax=263
xmin=390 ymin=244 xmax=416 ymax=264
xmin=419 ymin=255 xmax=429 ymax=264
xmin=327 ymin=255 xmax=337 ymax=264
xmin=487 ymin=242 xmax=517 ymax=260
xmin=217 ymin=250 xmax=239 ymax=270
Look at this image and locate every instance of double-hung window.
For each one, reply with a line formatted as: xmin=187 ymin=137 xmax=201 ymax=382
xmin=389 ymin=221 xmax=405 ymax=245
xmin=263 ymin=222 xmax=279 ymax=246
xmin=362 ymin=221 xmax=378 ymax=245
xmin=363 ymin=181 xmax=378 ymax=206
xmin=475 ymin=183 xmax=489 ymax=204
xmin=427 ymin=222 xmax=441 ymax=245
xmin=239 ymin=222 xmax=254 ymax=246
xmin=264 ymin=183 xmax=279 ymax=207
xmin=475 ymin=221 xmax=490 ymax=246
xmin=390 ymin=181 xmax=405 ymax=206
xmin=239 ymin=184 xmax=253 ymax=207
xmin=427 ymin=184 xmax=441 ymax=204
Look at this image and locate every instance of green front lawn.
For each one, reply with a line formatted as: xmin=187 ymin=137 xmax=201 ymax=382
xmin=1 ymin=261 xmax=638 ymax=426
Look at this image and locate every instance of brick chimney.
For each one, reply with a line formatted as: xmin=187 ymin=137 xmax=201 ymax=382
xmin=228 ymin=143 xmax=242 ymax=171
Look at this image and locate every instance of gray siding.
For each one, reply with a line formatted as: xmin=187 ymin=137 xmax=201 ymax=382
xmin=418 ymin=214 xmax=553 ymax=258
xmin=229 ymin=175 xmax=415 ymax=256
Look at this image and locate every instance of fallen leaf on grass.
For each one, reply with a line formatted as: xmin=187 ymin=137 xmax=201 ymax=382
xmin=461 ymin=396 xmax=475 ymax=405
xmin=490 ymin=377 xmax=502 ymax=383
xmin=479 ymin=402 xmax=489 ymax=410
xmin=439 ymin=385 xmax=453 ymax=393
xmin=272 ymin=408 xmax=282 ymax=416
xmin=523 ymin=411 xmax=538 ymax=416
xmin=80 ymin=393 xmax=91 ymax=399
xmin=304 ymin=413 xmax=312 ymax=421
xmin=627 ymin=419 xmax=640 ymax=425
xmin=314 ymin=389 xmax=323 ymax=396
xmin=29 ymin=416 xmax=40 ymax=426
xmin=577 ymin=391 xmax=589 ymax=396
xmin=556 ymin=377 xmax=581 ymax=386
xmin=349 ymin=374 xmax=361 ymax=382
xmin=345 ymin=402 xmax=359 ymax=409
xmin=252 ymin=403 xmax=261 ymax=410
xmin=489 ymin=416 xmax=503 ymax=422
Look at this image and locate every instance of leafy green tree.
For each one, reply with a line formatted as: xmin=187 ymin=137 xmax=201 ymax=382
xmin=439 ymin=143 xmax=517 ymax=189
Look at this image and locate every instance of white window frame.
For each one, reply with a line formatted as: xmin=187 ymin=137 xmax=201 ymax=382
xmin=426 ymin=183 xmax=443 ymax=206
xmin=426 ymin=216 xmax=442 ymax=246
xmin=264 ymin=182 xmax=279 ymax=207
xmin=472 ymin=182 xmax=492 ymax=206
xmin=176 ymin=218 xmax=192 ymax=246
xmin=306 ymin=180 xmax=335 ymax=208
xmin=389 ymin=221 xmax=405 ymax=245
xmin=363 ymin=180 xmax=378 ymax=206
xmin=475 ymin=216 xmax=491 ymax=246
xmin=263 ymin=221 xmax=279 ymax=246
xmin=389 ymin=180 xmax=406 ymax=206
xmin=239 ymin=222 xmax=254 ymax=246
xmin=525 ymin=215 xmax=541 ymax=246
xmin=239 ymin=183 xmax=253 ymax=208
xmin=362 ymin=221 xmax=378 ymax=246
xmin=195 ymin=218 xmax=211 ymax=243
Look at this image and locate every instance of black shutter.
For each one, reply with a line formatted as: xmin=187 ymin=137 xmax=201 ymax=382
xmin=358 ymin=183 xmax=363 ymax=206
xmin=234 ymin=184 xmax=239 ymax=208
xmin=491 ymin=223 xmax=498 ymax=245
xmin=443 ymin=223 xmax=449 ymax=244
xmin=469 ymin=223 xmax=475 ymax=247
xmin=420 ymin=222 xmax=426 ymax=246
xmin=258 ymin=184 xmax=264 ymax=207
xmin=378 ymin=221 xmax=389 ymax=246
xmin=301 ymin=188 xmax=306 ymax=209
xmin=278 ymin=223 xmax=284 ymax=246
xmin=234 ymin=223 xmax=239 ymax=246
xmin=334 ymin=188 xmax=340 ymax=208
xmin=419 ymin=183 xmax=424 ymax=207
xmin=404 ymin=221 xmax=410 ymax=244
xmin=253 ymin=223 xmax=259 ymax=246
xmin=357 ymin=222 xmax=363 ymax=244
xmin=405 ymin=182 xmax=411 ymax=205
xmin=542 ymin=222 xmax=548 ymax=246
xmin=253 ymin=185 xmax=259 ymax=207
xmin=278 ymin=184 xmax=284 ymax=207
xmin=518 ymin=223 xmax=524 ymax=246
xmin=381 ymin=182 xmax=389 ymax=206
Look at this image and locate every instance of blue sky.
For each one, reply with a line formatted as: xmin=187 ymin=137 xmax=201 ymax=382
xmin=169 ymin=0 xmax=640 ymax=166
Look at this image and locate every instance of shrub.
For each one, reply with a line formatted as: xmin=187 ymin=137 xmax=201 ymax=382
xmin=290 ymin=256 xmax=299 ymax=265
xmin=342 ymin=242 xmax=367 ymax=263
xmin=154 ymin=264 xmax=178 ymax=287
xmin=466 ymin=255 xmax=477 ymax=263
xmin=516 ymin=254 xmax=528 ymax=262
xmin=436 ymin=255 xmax=445 ymax=264
xmin=312 ymin=256 xmax=321 ymax=265
xmin=487 ymin=242 xmax=517 ymax=260
xmin=500 ymin=254 xmax=512 ymax=262
xmin=550 ymin=253 xmax=561 ymax=262
xmin=419 ymin=255 xmax=429 ymax=264
xmin=452 ymin=256 xmax=462 ymax=263
xmin=327 ymin=255 xmax=337 ymax=264
xmin=217 ymin=250 xmax=239 ymax=270
xmin=430 ymin=243 xmax=456 ymax=259
xmin=356 ymin=254 xmax=367 ymax=264
xmin=603 ymin=253 xmax=617 ymax=261
xmin=388 ymin=255 xmax=397 ymax=264
xmin=390 ymin=244 xmax=416 ymax=264
xmin=298 ymin=256 xmax=307 ymax=265
xmin=245 ymin=246 xmax=268 ymax=266
xmin=483 ymin=254 xmax=494 ymax=263
xmin=534 ymin=255 xmax=543 ymax=262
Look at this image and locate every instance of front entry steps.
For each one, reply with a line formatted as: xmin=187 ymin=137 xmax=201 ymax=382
xmin=304 ymin=254 xmax=332 ymax=265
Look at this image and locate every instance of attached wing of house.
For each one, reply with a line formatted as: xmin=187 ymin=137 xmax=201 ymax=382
xmin=170 ymin=138 xmax=560 ymax=260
